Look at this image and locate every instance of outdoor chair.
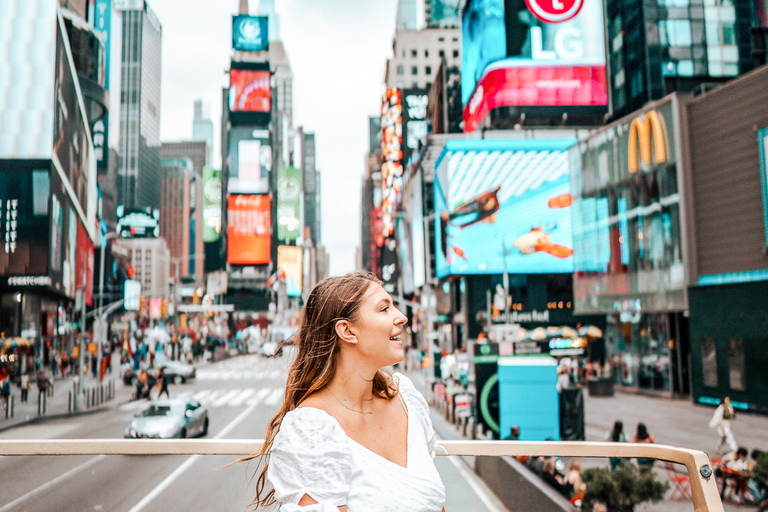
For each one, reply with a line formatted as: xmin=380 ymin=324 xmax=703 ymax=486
xmin=664 ymin=461 xmax=692 ymax=501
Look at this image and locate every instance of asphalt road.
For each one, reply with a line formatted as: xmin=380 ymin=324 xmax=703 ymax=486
xmin=0 ymin=351 xmax=509 ymax=512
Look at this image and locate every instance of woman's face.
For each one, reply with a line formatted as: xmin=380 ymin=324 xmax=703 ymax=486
xmin=349 ymin=282 xmax=408 ymax=367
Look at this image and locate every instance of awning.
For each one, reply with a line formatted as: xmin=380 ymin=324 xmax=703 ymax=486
xmin=0 ymin=337 xmax=32 ymax=355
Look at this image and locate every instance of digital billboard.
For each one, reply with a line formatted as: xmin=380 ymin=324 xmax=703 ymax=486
xmin=202 ymin=167 xmax=222 ymax=242
xmin=228 ymin=126 xmax=272 ymax=194
xmin=232 ymin=15 xmax=269 ymax=52
xmin=229 ymin=69 xmax=271 ymax=113
xmin=434 ymin=139 xmax=576 ymax=278
xmin=380 ymin=89 xmax=403 ymax=238
xmin=227 ymin=194 xmax=270 ymax=265
xmin=277 ymin=166 xmax=302 ymax=242
xmin=277 ymin=246 xmax=302 ymax=297
xmin=403 ymin=89 xmax=429 ymax=155
xmin=461 ymin=0 xmax=607 ymax=132
xmin=116 ymin=205 xmax=160 ymax=238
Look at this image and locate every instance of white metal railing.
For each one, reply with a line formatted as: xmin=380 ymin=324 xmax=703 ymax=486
xmin=0 ymin=439 xmax=724 ymax=512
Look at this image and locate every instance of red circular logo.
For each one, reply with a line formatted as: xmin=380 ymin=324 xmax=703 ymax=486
xmin=525 ymin=0 xmax=584 ymax=23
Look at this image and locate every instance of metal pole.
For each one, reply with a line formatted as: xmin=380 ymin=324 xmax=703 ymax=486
xmin=96 ymin=238 xmax=106 ymax=381
xmin=79 ymin=265 xmax=87 ymax=379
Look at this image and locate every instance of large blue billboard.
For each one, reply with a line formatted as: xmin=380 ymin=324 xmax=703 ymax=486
xmin=434 ymin=139 xmax=576 ymax=278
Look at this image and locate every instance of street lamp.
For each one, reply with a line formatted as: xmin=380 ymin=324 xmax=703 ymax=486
xmin=93 ymin=232 xmax=120 ymax=380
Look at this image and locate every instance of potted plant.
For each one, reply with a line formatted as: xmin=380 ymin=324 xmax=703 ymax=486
xmin=581 ymin=461 xmax=669 ymax=512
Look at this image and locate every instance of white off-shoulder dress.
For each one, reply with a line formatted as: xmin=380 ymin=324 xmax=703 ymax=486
xmin=268 ymin=373 xmax=446 ymax=512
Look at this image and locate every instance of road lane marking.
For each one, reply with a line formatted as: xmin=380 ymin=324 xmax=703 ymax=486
xmin=210 ymin=389 xmax=242 ymax=407
xmin=127 ymin=387 xmax=269 ymax=512
xmin=246 ymin=387 xmax=271 ymax=405
xmin=264 ymin=388 xmax=283 ymax=406
xmin=228 ymin=388 xmax=256 ymax=407
xmin=0 ymin=455 xmax=107 ymax=512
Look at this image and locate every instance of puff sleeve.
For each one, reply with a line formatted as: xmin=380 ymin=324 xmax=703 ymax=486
xmin=394 ymin=373 xmax=439 ymax=459
xmin=268 ymin=408 xmax=352 ymax=510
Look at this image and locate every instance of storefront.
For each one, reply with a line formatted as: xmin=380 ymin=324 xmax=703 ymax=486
xmin=570 ymin=96 xmax=691 ymax=395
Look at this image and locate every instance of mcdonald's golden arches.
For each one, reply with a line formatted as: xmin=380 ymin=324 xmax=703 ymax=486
xmin=627 ymin=110 xmax=668 ymax=173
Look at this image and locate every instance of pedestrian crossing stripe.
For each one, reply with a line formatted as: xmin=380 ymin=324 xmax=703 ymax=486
xmin=118 ymin=387 xmax=281 ymax=411
xmin=195 ymin=368 xmax=285 ymax=380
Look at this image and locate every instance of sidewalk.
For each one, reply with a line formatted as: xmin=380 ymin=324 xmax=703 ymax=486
xmin=0 ymin=361 xmax=134 ymax=434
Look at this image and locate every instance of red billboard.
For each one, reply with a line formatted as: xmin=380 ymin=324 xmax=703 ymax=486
xmin=463 ymin=63 xmax=607 ymax=132
xmin=227 ymin=194 xmax=270 ymax=265
xmin=229 ymin=69 xmax=271 ymax=113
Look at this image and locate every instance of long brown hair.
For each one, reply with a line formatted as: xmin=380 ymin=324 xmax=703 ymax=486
xmin=244 ymin=270 xmax=398 ymax=508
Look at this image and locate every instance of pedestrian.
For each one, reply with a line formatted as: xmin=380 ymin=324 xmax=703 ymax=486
xmin=36 ymin=369 xmax=49 ymax=401
xmin=1 ymin=376 xmax=10 ymax=411
xmin=20 ymin=372 xmax=29 ymax=403
xmin=156 ymin=367 xmax=170 ymax=399
xmin=563 ymin=461 xmax=585 ymax=504
xmin=709 ymin=396 xmax=738 ymax=454
xmin=504 ymin=425 xmax=521 ymax=441
xmin=605 ymin=420 xmax=626 ymax=470
xmin=238 ymin=271 xmax=446 ymax=511
xmin=632 ymin=422 xmax=656 ymax=470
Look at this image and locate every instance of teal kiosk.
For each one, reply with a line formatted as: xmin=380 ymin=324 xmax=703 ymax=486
xmin=498 ymin=357 xmax=560 ymax=441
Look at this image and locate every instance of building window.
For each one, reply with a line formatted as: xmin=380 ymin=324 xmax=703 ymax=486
xmin=701 ymin=338 xmax=718 ymax=388
xmin=439 ymin=37 xmax=445 ymax=41
xmin=453 ymin=50 xmax=459 ymax=58
xmin=412 ymin=49 xmax=417 ymax=57
xmin=660 ymin=19 xmax=693 ymax=47
xmin=425 ymin=49 xmax=429 ymax=57
xmin=397 ymin=65 xmax=404 ymax=75
xmin=727 ymin=338 xmax=746 ymax=391
xmin=412 ymin=66 xmax=418 ymax=75
xmin=630 ymin=70 xmax=644 ymax=99
xmin=452 ymin=37 xmax=458 ymax=42
xmin=439 ymin=49 xmax=445 ymax=57
xmin=425 ymin=66 xmax=432 ymax=75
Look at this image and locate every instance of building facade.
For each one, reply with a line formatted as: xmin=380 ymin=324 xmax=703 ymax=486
xmin=683 ymin=65 xmax=768 ymax=411
xmin=606 ymin=0 xmax=757 ymax=120
xmin=571 ymin=96 xmax=691 ymax=395
xmin=116 ymin=0 xmax=162 ymax=211
xmin=385 ymin=28 xmax=462 ymax=90
xmin=192 ymin=100 xmax=214 ymax=167
xmin=160 ymin=158 xmax=201 ymax=283
xmin=120 ymin=237 xmax=170 ymax=299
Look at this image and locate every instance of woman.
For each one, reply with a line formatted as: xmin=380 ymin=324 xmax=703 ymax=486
xmin=244 ymin=272 xmax=446 ymax=512
xmin=709 ymin=396 xmax=738 ymax=454
xmin=605 ymin=420 xmax=626 ymax=470
xmin=632 ymin=422 xmax=656 ymax=470
xmin=562 ymin=461 xmax=585 ymax=504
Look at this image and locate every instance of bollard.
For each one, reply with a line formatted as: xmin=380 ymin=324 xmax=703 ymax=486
xmin=68 ymin=391 xmax=72 ymax=413
xmin=37 ymin=393 xmax=41 ymax=416
xmin=41 ymin=391 xmax=46 ymax=416
xmin=9 ymin=395 xmax=13 ymax=419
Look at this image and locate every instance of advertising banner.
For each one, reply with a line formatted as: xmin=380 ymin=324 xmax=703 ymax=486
xmin=0 ymin=0 xmax=56 ymax=159
xmin=402 ymin=89 xmax=430 ymax=155
xmin=77 ymin=222 xmax=94 ymax=306
xmin=277 ymin=246 xmax=303 ymax=297
xmin=0 ymin=164 xmax=51 ymax=282
xmin=229 ymin=69 xmax=271 ymax=113
xmin=124 ymin=279 xmax=141 ymax=311
xmin=434 ymin=139 xmax=576 ymax=278
xmin=277 ymin=166 xmax=302 ymax=242
xmin=116 ymin=205 xmax=160 ymax=238
xmin=228 ymin=125 xmax=272 ymax=194
xmin=227 ymin=194 xmax=271 ymax=265
xmin=202 ymin=167 xmax=222 ymax=242
xmin=232 ymin=15 xmax=269 ymax=52
xmin=380 ymin=89 xmax=403 ymax=238
xmin=461 ymin=0 xmax=607 ymax=131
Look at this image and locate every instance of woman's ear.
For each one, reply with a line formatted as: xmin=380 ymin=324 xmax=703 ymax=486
xmin=334 ymin=320 xmax=358 ymax=345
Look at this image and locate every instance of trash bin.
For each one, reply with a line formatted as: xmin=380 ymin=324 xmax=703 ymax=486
xmin=587 ymin=377 xmax=614 ymax=397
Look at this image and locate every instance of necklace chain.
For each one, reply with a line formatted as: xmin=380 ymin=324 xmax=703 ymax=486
xmin=328 ymin=388 xmax=374 ymax=415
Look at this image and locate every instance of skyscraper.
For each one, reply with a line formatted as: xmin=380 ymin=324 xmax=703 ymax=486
xmin=116 ymin=0 xmax=162 ymax=211
xmin=192 ymin=100 xmax=214 ymax=166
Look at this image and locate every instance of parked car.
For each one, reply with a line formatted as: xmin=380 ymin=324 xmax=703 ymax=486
xmin=124 ymin=398 xmax=208 ymax=439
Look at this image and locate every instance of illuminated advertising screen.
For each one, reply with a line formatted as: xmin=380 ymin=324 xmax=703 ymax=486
xmin=434 ymin=139 xmax=576 ymax=278
xmin=232 ymin=15 xmax=269 ymax=52
xmin=277 ymin=246 xmax=302 ymax=297
xmin=228 ymin=125 xmax=272 ymax=194
xmin=277 ymin=166 xmax=302 ymax=242
xmin=403 ymin=89 xmax=429 ymax=154
xmin=202 ymin=167 xmax=222 ymax=242
xmin=227 ymin=194 xmax=271 ymax=265
xmin=380 ymin=89 xmax=403 ymax=238
xmin=116 ymin=205 xmax=160 ymax=238
xmin=461 ymin=0 xmax=607 ymax=132
xmin=229 ymin=68 xmax=271 ymax=113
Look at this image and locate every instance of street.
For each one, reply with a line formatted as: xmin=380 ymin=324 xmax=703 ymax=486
xmin=0 ymin=352 xmax=509 ymax=512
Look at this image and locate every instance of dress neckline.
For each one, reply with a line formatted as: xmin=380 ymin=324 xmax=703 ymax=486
xmin=296 ymin=390 xmax=411 ymax=471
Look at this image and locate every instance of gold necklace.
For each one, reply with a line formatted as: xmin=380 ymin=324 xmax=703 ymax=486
xmin=328 ymin=388 xmax=374 ymax=415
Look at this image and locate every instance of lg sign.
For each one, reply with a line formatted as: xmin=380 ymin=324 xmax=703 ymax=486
xmin=525 ymin=0 xmax=584 ymax=23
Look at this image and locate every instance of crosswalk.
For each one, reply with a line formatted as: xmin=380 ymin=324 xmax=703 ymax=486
xmin=118 ymin=386 xmax=284 ymax=412
xmin=195 ymin=367 xmax=285 ymax=381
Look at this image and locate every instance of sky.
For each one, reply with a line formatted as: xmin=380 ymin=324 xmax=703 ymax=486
xmin=149 ymin=0 xmax=399 ymax=276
